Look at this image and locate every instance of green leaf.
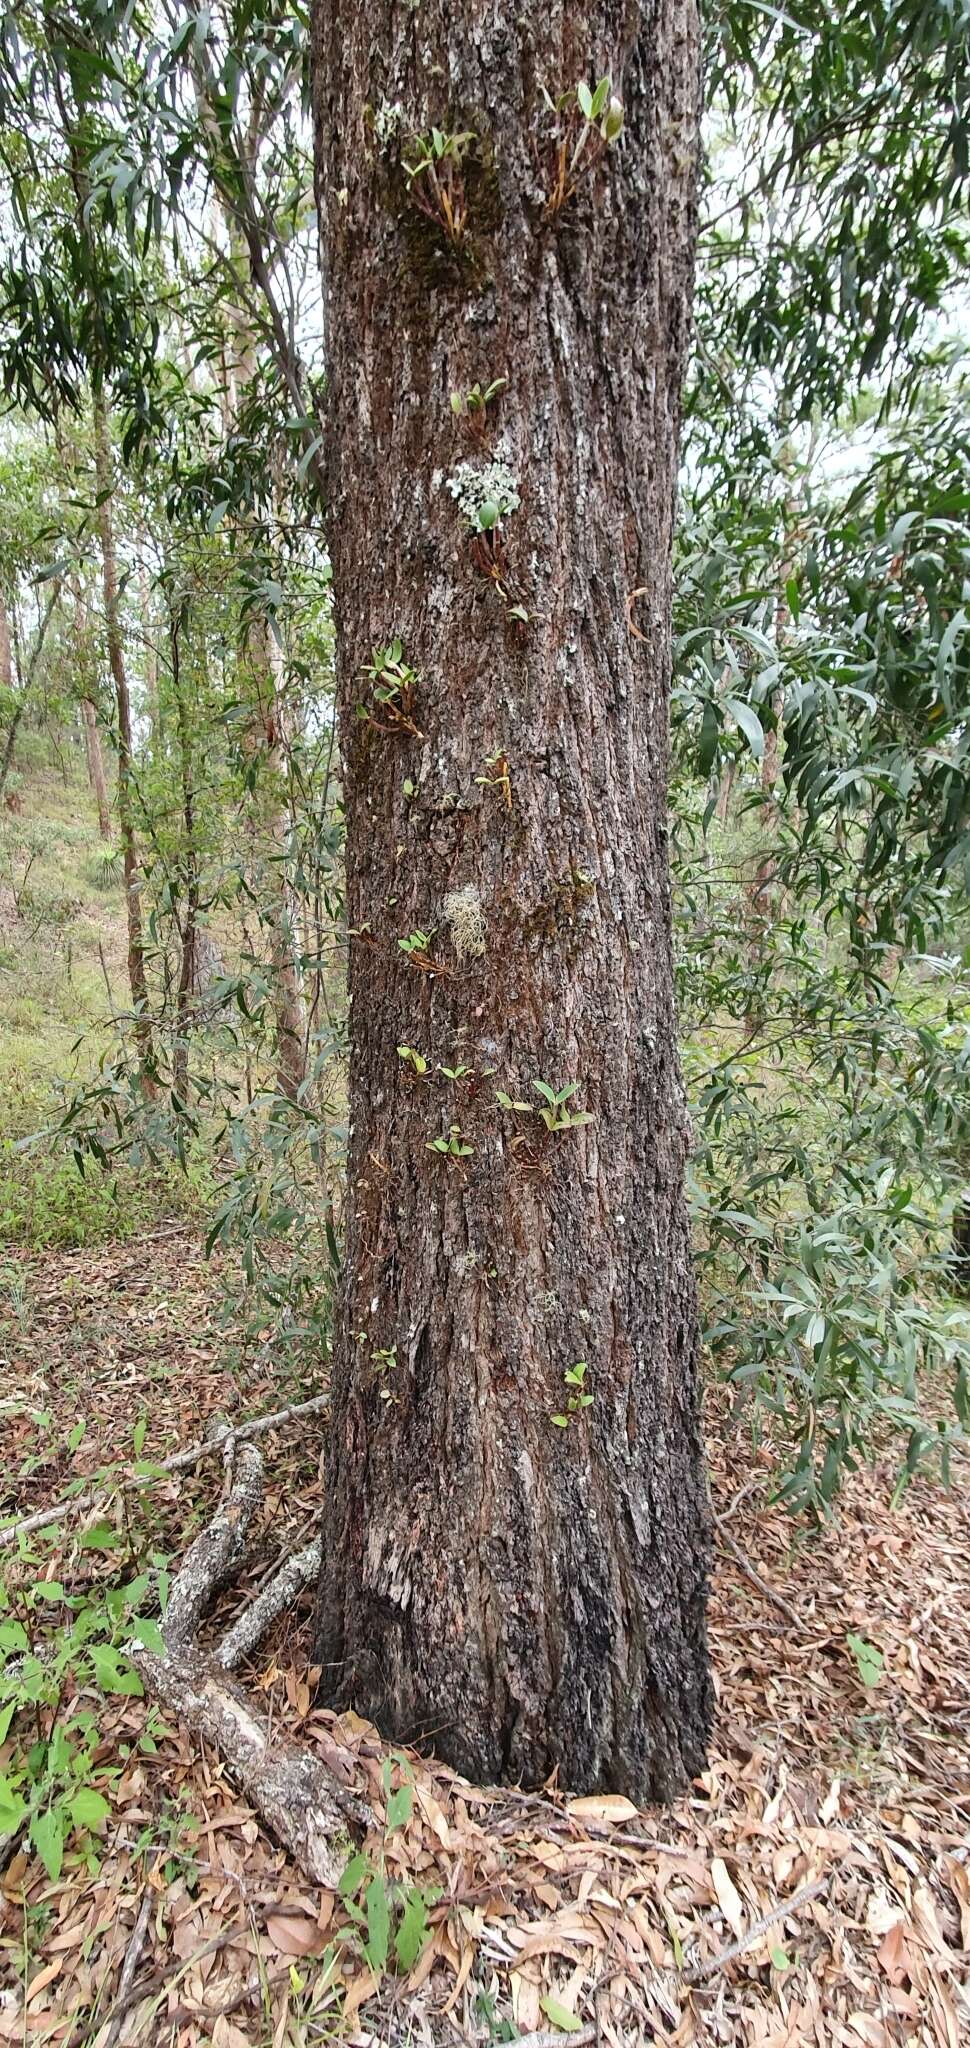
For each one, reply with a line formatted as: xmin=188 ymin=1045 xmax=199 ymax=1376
xmin=725 ymin=697 xmax=764 ymax=760
xmin=386 ymin=1782 xmax=413 ymax=1833
xmin=846 ymin=1633 xmax=884 ymax=1689
xmin=577 ymin=81 xmax=594 ymax=119
xmin=339 ymin=1851 xmax=368 ymax=1899
xmin=395 ymin=1887 xmax=431 ymax=1971
xmin=31 ymin=1807 xmax=64 ymax=1881
xmin=133 ymin=1416 xmax=147 ymax=1455
xmin=89 ymin=1646 xmax=144 ymax=1697
xmin=131 ymin=1617 xmax=166 ymax=1656
xmin=364 ymin=1872 xmax=391 ymax=1974
xmin=540 ymin=1995 xmax=583 ymax=2032
xmin=698 ymin=697 xmax=719 ymax=776
xmin=69 ymin=1786 xmax=110 ymax=1830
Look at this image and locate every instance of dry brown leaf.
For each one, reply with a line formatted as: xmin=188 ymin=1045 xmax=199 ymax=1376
xmin=566 ymin=1795 xmax=640 ymax=1823
xmin=710 ymin=1855 xmax=746 ymax=1940
xmin=265 ymin=1913 xmax=325 ymax=1956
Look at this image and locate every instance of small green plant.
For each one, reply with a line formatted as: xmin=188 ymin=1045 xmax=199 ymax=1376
xmin=0 ymin=1527 xmax=169 ymax=1882
xmin=439 ymin=1062 xmax=472 ymax=1080
xmin=450 ymin=377 xmax=508 ymax=442
xmin=475 ymin=748 xmax=513 ymax=812
xmin=358 ymin=640 xmax=423 ymax=739
xmin=427 ymin=1124 xmax=474 ymax=1160
xmin=551 ymin=1360 xmax=593 ymax=1427
xmin=541 ymin=75 xmax=624 ymax=216
xmin=496 ymin=1079 xmax=594 ymax=1133
xmin=397 ymin=1044 xmax=429 ymax=1074
xmin=398 ymin=929 xmax=433 ymax=956
xmin=403 ymin=126 xmax=475 ymax=244
xmin=338 ymin=1760 xmax=439 ymax=1976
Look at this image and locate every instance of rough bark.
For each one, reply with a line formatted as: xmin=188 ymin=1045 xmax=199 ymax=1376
xmin=93 ymin=399 xmax=156 ymax=1086
xmin=310 ymin=2 xmax=711 ymax=1800
xmin=81 ymin=697 xmax=112 ymax=840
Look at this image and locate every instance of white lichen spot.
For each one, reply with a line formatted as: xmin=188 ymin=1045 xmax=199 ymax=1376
xmin=446 ymin=459 xmax=520 ymax=534
xmin=443 ymin=882 xmax=486 ymax=964
xmin=374 ymin=98 xmax=404 ymax=146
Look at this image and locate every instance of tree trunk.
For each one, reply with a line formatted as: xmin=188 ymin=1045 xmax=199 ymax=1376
xmin=310 ymin=0 xmax=710 ymax=1799
xmin=171 ymin=606 xmax=199 ymax=1101
xmin=81 ymin=698 xmax=112 ymax=840
xmin=93 ymin=398 xmax=156 ymax=1086
xmin=0 ymin=590 xmax=12 ymax=696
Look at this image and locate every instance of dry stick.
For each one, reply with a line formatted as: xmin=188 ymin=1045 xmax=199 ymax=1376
xmin=102 ymin=1877 xmax=156 ymax=2048
xmin=713 ymin=1516 xmax=801 ymax=1628
xmin=62 ymin=1925 xmax=249 ymax=2048
xmin=686 ymin=1876 xmax=828 ymax=1984
xmin=0 ymin=1391 xmax=330 ymax=1548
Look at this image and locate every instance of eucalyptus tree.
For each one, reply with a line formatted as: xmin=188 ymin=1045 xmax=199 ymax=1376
xmin=308 ymin=0 xmax=712 ymax=1798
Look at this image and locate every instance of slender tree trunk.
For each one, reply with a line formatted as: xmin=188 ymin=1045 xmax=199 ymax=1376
xmin=93 ymin=398 xmax=156 ymax=1085
xmin=139 ymin=548 xmax=161 ymax=745
xmin=310 ymin=0 xmax=710 ymax=1799
xmin=248 ymin=619 xmax=308 ymax=1103
xmin=171 ymin=609 xmax=199 ymax=1101
xmin=0 ymin=590 xmax=12 ymax=696
xmin=81 ymin=699 xmax=112 ymax=839
xmin=0 ymin=704 xmax=21 ymax=800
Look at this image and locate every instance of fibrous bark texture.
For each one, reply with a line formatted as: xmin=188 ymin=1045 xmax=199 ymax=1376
xmin=311 ymin=0 xmax=711 ymax=1800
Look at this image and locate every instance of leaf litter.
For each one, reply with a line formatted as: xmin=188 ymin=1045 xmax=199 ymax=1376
xmin=1 ymin=1231 xmax=968 ymax=2045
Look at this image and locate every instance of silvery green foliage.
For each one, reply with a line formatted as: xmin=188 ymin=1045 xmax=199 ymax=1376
xmin=446 ymin=459 xmax=520 ymax=533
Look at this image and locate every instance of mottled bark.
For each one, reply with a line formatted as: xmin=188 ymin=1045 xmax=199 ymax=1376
xmin=310 ymin=0 xmax=711 ymax=1799
xmin=81 ymin=697 xmax=112 ymax=840
xmin=93 ymin=399 xmax=156 ymax=1086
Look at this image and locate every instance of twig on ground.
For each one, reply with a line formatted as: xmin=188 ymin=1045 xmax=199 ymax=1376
xmin=713 ymin=1517 xmax=801 ymax=1627
xmin=0 ymin=1390 xmax=330 ymax=1549
xmin=686 ymin=1876 xmax=828 ymax=1983
xmin=62 ymin=1925 xmax=248 ymax=2048
xmin=102 ymin=1873 xmax=157 ymax=2048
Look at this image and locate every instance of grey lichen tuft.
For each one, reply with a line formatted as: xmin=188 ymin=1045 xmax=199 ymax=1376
xmin=443 ymin=883 xmax=487 ymax=963
xmin=446 ymin=459 xmax=520 ymax=534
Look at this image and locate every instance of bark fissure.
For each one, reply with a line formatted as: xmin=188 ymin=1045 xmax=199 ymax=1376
xmin=311 ymin=0 xmax=711 ymax=1800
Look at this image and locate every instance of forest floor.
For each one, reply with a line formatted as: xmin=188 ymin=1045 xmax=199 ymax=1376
xmin=1 ymin=1227 xmax=968 ymax=2048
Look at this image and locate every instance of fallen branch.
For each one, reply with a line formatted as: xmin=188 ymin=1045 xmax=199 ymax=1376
xmin=686 ymin=1876 xmax=827 ymax=1983
xmin=0 ymin=1391 xmax=330 ymax=1549
xmin=713 ymin=1517 xmax=801 ymax=1628
xmin=130 ymin=1440 xmax=369 ymax=1887
xmin=217 ymin=1537 xmax=322 ymax=1670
